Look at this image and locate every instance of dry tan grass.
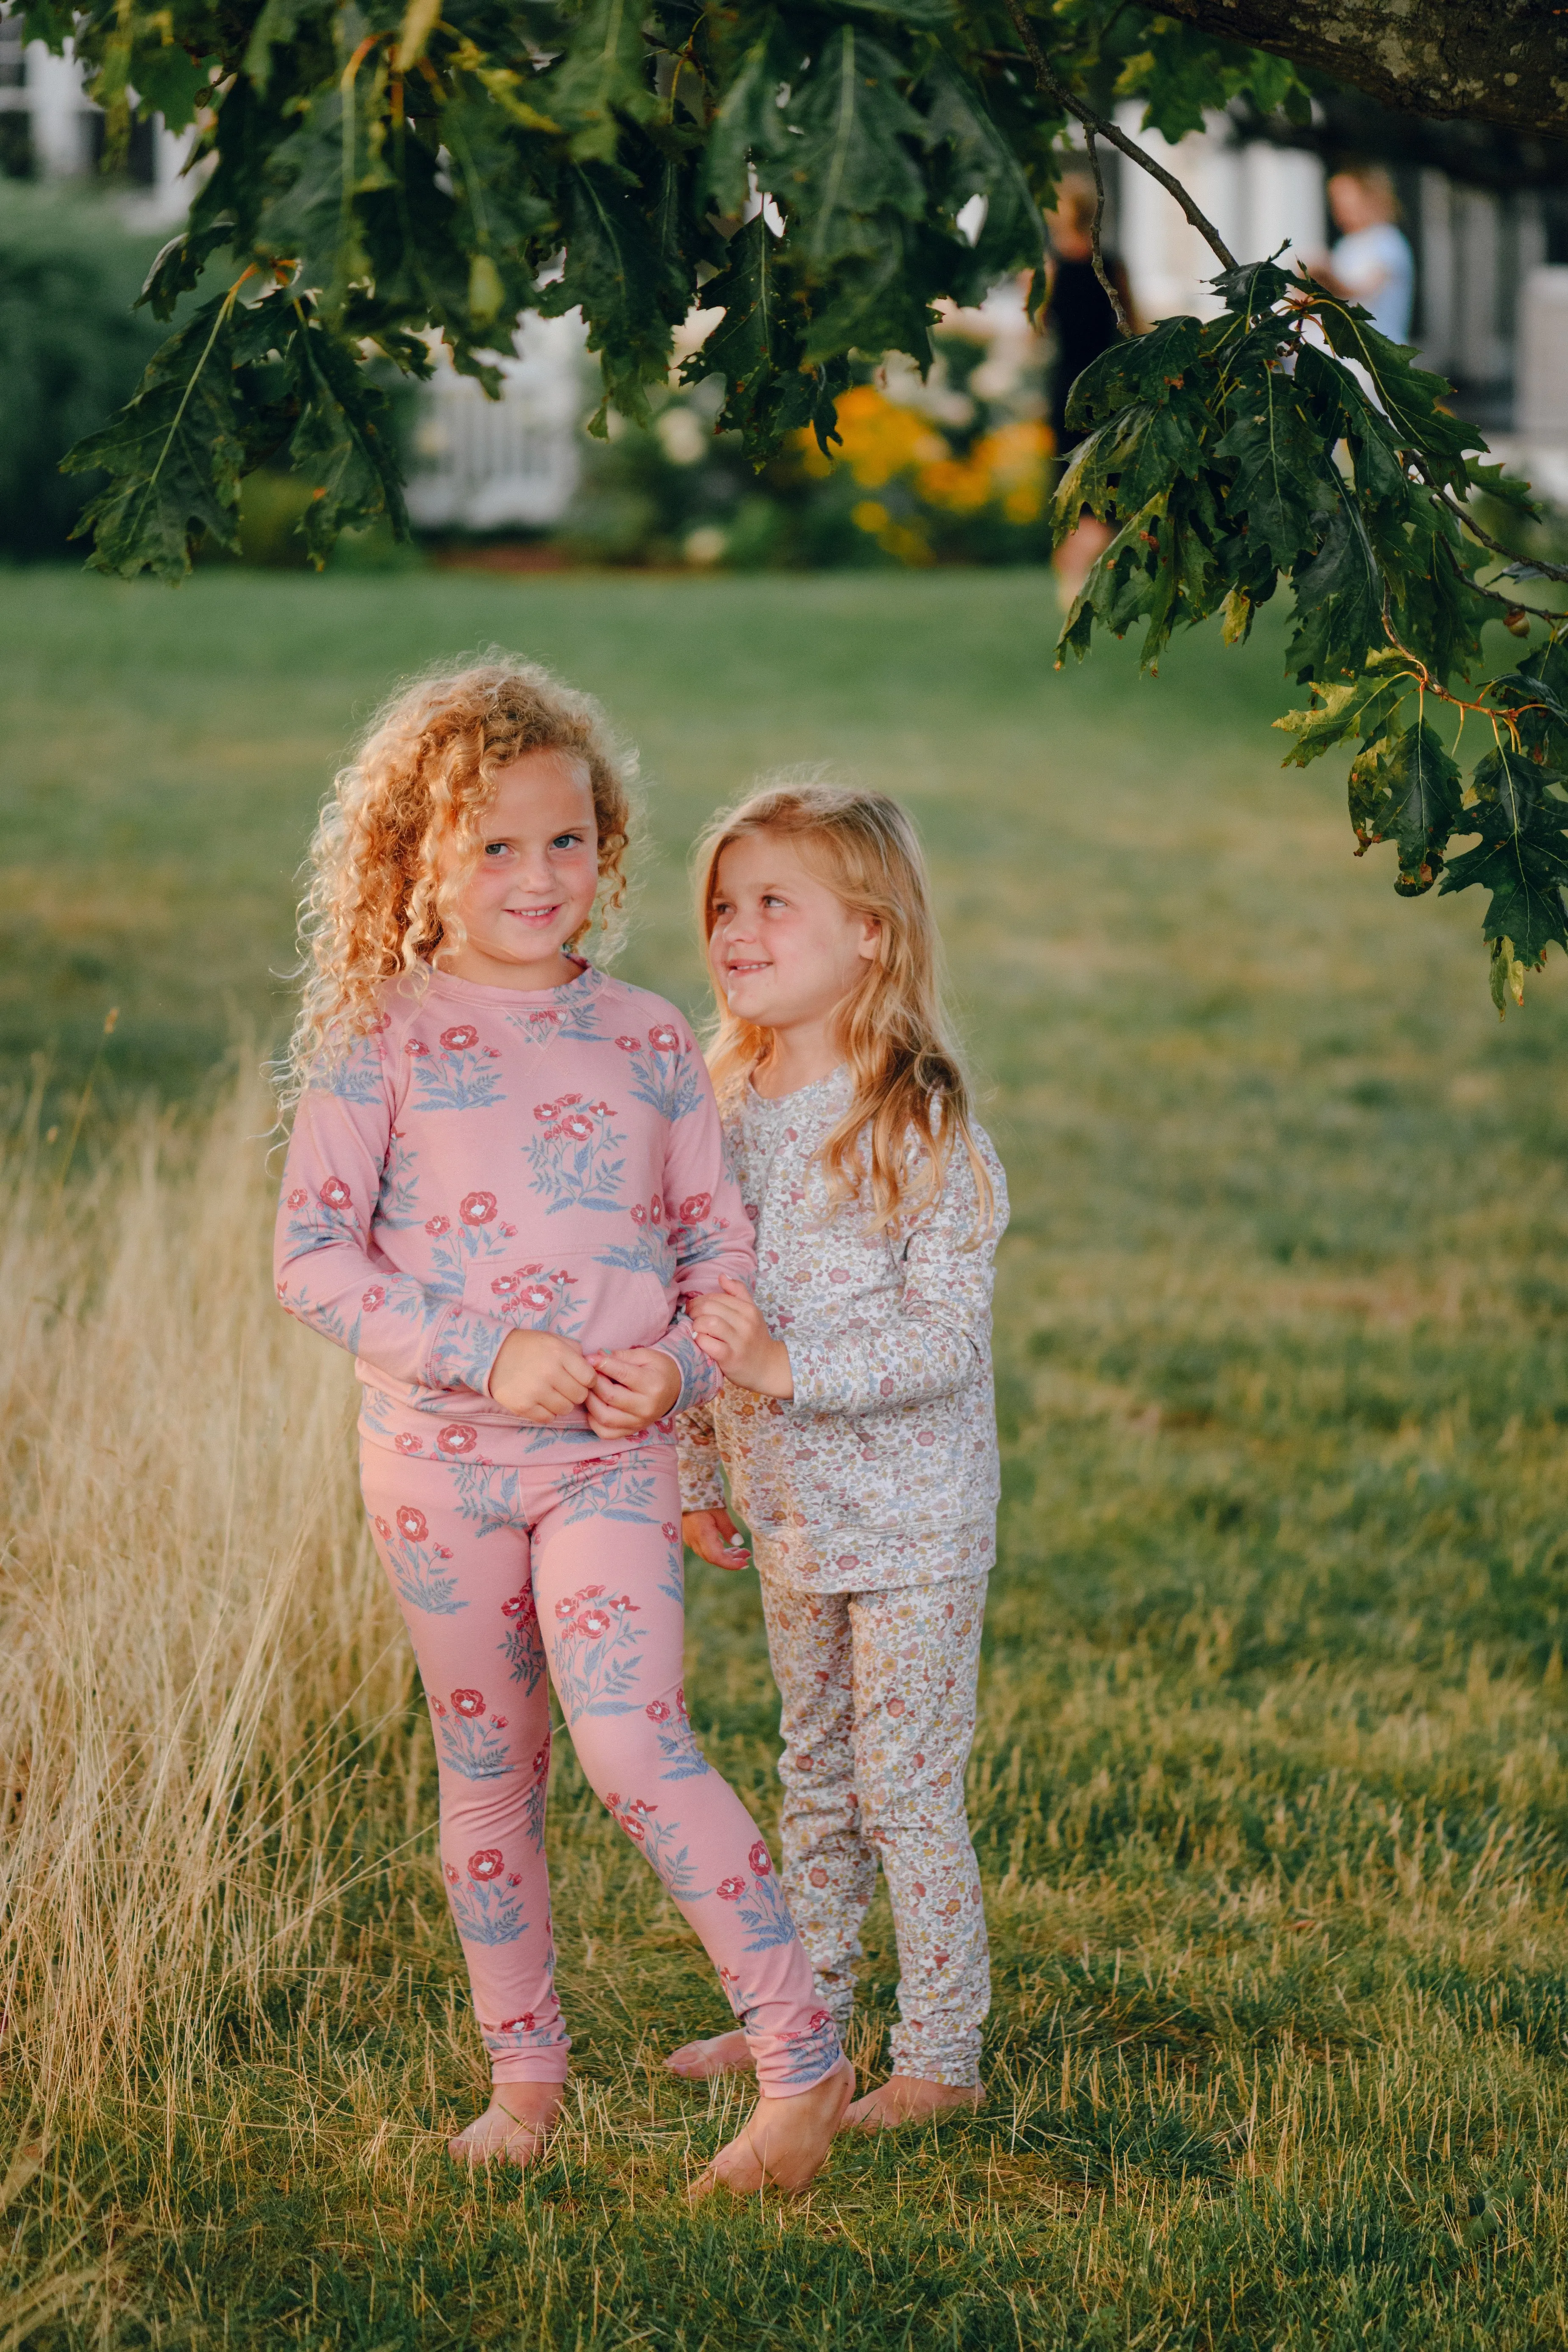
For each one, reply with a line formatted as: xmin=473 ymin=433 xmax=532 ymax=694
xmin=0 ymin=1079 xmax=406 ymax=2125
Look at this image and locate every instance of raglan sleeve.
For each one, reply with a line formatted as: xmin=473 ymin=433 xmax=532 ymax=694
xmin=648 ymin=1027 xmax=756 ymax=1414
xmin=784 ymin=1127 xmax=1008 ymax=1418
xmin=274 ymin=1040 xmax=510 ymax=1397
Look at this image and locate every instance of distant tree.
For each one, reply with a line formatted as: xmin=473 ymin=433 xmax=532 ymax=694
xmin=11 ymin=0 xmax=1568 ymax=998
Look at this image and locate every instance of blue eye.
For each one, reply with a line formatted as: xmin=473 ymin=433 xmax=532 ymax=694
xmin=552 ymin=833 xmax=583 ymax=849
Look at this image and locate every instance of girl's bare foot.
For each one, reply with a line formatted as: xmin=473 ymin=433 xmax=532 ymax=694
xmin=447 ymin=2082 xmax=563 ymax=2168
xmin=844 ymin=2074 xmax=983 ymax=2130
xmin=665 ymin=2029 xmax=754 ymax=2081
xmin=689 ymin=2057 xmax=855 ymax=2199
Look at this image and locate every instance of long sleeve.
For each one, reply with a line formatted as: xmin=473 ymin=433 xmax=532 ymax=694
xmin=275 ymin=1051 xmax=510 ymax=1397
xmin=784 ymin=1134 xmax=1007 ymax=1419
xmin=646 ymin=1039 xmax=755 ymax=1413
xmin=676 ymin=1401 xmax=726 ymax=1512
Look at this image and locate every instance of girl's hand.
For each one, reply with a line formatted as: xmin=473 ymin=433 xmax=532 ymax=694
xmin=489 ymin=1327 xmax=596 ymax=1421
xmin=584 ymin=1346 xmax=683 ymax=1438
xmin=682 ymin=1507 xmax=751 ymax=1571
xmin=689 ymin=1279 xmax=794 ymax=1398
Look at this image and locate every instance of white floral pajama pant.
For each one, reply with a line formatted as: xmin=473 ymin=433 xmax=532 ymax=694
xmin=755 ymin=1566 xmax=990 ymax=2088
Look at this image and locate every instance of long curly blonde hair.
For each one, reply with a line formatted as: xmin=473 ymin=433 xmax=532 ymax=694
xmin=694 ymin=778 xmax=994 ymax=1234
xmin=283 ymin=656 xmax=633 ymax=1108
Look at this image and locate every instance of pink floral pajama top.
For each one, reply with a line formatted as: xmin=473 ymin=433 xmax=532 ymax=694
xmin=275 ymin=963 xmax=754 ymax=1465
xmin=678 ymin=1066 xmax=1008 ymax=1590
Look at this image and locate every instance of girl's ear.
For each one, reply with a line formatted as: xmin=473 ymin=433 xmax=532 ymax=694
xmin=856 ymin=915 xmax=883 ymax=965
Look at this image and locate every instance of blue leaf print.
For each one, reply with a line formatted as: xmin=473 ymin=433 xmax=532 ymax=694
xmin=612 ymin=1026 xmax=703 ymax=1123
xmin=595 ymin=1231 xmax=675 ymax=1283
xmin=608 ymin=1797 xmax=712 ymax=1902
xmin=449 ymin=1462 xmax=531 ymax=1538
xmin=545 ymin=1584 xmax=645 ymax=1721
xmin=376 ymin=1129 xmax=423 ymax=1229
xmin=522 ymin=1740 xmax=550 ymax=1852
xmin=433 ymin=1688 xmax=512 ymax=1779
xmin=525 ymin=1095 xmax=626 ymax=1214
xmin=446 ymin=1853 xmax=529 ymax=1945
xmin=722 ymin=1852 xmax=800 ymax=1953
xmin=407 ymin=1023 xmax=507 ymax=1114
xmin=504 ymin=978 xmax=605 ymax=1051
xmin=498 ymin=1580 xmax=545 ymax=1694
xmin=315 ymin=1031 xmax=386 ymax=1107
xmin=375 ymin=1502 xmax=467 ymax=1615
xmin=645 ymin=1696 xmax=710 ymax=1782
xmin=488 ymin=1262 xmax=590 ymax=1341
xmin=559 ymin=1456 xmax=662 ymax=1528
xmin=774 ymin=2012 xmax=842 ymax=2086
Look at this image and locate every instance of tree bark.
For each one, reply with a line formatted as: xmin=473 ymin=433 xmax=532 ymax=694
xmin=1159 ymin=0 xmax=1568 ymax=139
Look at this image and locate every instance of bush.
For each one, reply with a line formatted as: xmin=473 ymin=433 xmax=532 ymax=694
xmin=0 ymin=184 xmax=168 ymax=561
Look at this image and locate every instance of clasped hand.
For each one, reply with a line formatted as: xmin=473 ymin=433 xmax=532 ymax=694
xmin=688 ymin=1279 xmax=793 ymax=1398
xmin=488 ymin=1326 xmax=681 ymax=1437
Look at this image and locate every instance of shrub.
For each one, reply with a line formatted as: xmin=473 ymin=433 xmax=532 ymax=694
xmin=0 ymin=184 xmax=167 ymax=561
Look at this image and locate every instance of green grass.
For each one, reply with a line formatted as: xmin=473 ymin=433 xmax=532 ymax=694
xmin=6 ymin=564 xmax=1568 ymax=2348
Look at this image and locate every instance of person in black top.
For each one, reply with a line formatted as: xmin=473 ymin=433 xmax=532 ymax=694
xmin=1039 ymin=174 xmax=1136 ymax=601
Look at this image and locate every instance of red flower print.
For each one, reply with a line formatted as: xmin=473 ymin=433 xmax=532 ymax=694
xmin=645 ymin=1699 xmax=671 ymax=1723
xmin=507 ymin=1873 xmax=522 ymax=1887
xmin=361 ymin=1284 xmax=385 ymax=1312
xmin=395 ymin=1433 xmax=422 ymax=1454
xmin=614 ymin=1034 xmax=641 ymax=1051
xmin=501 ymin=1223 xmax=517 ymax=1237
xmin=649 ymin=1195 xmax=664 ymax=1226
xmin=809 ymin=2011 xmax=832 ymax=2032
xmin=620 ymin=1813 xmax=647 ymax=1840
xmin=648 ymin=1022 xmax=680 ymax=1051
xmin=469 ymin=1849 xmax=503 ymax=1880
xmin=605 ymin=1792 xmax=620 ymax=1810
xmin=440 ymin=1025 xmax=479 ymax=1051
xmin=532 ymin=1740 xmax=550 ymax=1774
xmin=557 ymin=1093 xmax=584 ymax=1107
xmin=437 ymin=1424 xmax=478 ymax=1455
xmin=395 ymin=1505 xmax=428 ymax=1542
xmin=809 ymin=1867 xmax=829 ymax=1888
xmin=630 ymin=1203 xmax=647 ymax=1225
xmin=405 ymin=1037 xmax=429 ymax=1056
xmin=452 ymin=1689 xmax=485 ymax=1717
xmin=425 ymin=1214 xmax=450 ymax=1236
xmin=319 ymin=1177 xmax=352 ymax=1210
xmin=522 ymin=1284 xmax=553 ymax=1311
xmin=561 ymin=1112 xmax=595 ymax=1142
xmin=662 ymin=1522 xmax=678 ymax=1543
xmin=436 ymin=1546 xmax=453 ymax=1560
xmin=533 ymin=1101 xmax=556 ymax=1123
xmin=373 ymin=1516 xmax=392 ymax=1538
xmin=717 ymin=1877 xmax=746 ymax=1902
xmin=501 ymin=1590 xmax=533 ymax=1620
xmin=554 ymin=1595 xmax=577 ymax=1623
xmin=500 ymin=2014 xmax=537 ymax=2032
xmin=491 ymin=1715 xmax=508 ymax=1729
xmin=286 ymin=1187 xmax=307 ymax=1209
xmin=444 ymin=1863 xmax=459 ymax=1883
xmin=589 ymin=1099 xmax=611 ymax=1115
xmin=492 ymin=1273 xmax=521 ymax=1298
xmin=432 ymin=1700 xmax=448 ymax=1717
xmin=678 ymin=1194 xmax=711 ymax=1224
xmin=748 ymin=1840 xmax=773 ymax=1877
xmin=461 ymin=1192 xmax=497 ymax=1225
xmin=676 ymin=1685 xmax=688 ymax=1719
xmin=577 ymin=1607 xmax=612 ymax=1639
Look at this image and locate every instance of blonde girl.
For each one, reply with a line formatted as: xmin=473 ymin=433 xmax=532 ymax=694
xmin=666 ymin=780 xmax=1007 ymax=2128
xmin=274 ymin=665 xmax=854 ymax=2194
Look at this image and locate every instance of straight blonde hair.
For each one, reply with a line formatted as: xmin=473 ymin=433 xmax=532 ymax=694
xmin=694 ymin=779 xmax=994 ymax=1234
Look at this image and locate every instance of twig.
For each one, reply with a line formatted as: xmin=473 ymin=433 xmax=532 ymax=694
xmin=1000 ymin=0 xmax=1239 ymax=275
xmin=1082 ymin=125 xmax=1130 ymax=336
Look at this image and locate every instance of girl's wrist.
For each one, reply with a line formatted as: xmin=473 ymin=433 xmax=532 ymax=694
xmin=762 ymin=1338 xmax=794 ymax=1400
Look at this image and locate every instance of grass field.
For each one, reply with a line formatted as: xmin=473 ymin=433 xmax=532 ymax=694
xmin=5 ymin=564 xmax=1568 ymax=2349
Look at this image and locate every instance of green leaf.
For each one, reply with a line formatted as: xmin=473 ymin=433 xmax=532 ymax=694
xmin=1285 ymin=501 xmax=1384 ymax=684
xmin=545 ymin=164 xmax=689 ymax=430
xmin=701 ymin=21 xmax=798 ymax=217
xmin=1347 ymin=720 xmax=1463 ymax=893
xmin=918 ymin=53 xmax=1043 ymax=279
xmin=244 ymin=0 xmax=331 ymax=89
xmin=538 ymin=0 xmax=658 ymax=165
xmin=1440 ymin=747 xmax=1568 ymax=962
xmin=1214 ymin=383 xmax=1326 ymax=575
xmin=781 ymin=27 xmax=926 ymax=267
xmin=129 ymin=36 xmax=212 ymax=133
xmin=1063 ymin=314 xmax=1204 ymax=436
xmin=287 ymin=312 xmax=408 ymax=563
xmin=1274 ymin=654 xmax=1407 ymax=766
xmin=139 ymin=217 xmax=237 ymax=321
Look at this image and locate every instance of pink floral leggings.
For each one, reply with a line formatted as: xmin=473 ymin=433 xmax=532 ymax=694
xmin=361 ymin=1438 xmax=840 ymax=2097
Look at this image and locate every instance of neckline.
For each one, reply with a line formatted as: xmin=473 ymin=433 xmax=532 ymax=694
xmin=417 ymin=959 xmax=598 ymax=1009
xmin=746 ymin=1063 xmax=849 ymax=1114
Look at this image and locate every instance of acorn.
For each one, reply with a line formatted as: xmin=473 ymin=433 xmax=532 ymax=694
xmin=1503 ymin=606 xmax=1531 ymax=637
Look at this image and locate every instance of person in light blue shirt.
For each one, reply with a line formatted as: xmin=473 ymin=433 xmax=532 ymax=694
xmin=1315 ymin=165 xmax=1415 ymax=345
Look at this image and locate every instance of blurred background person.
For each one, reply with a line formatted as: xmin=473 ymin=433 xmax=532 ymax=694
xmin=1040 ymin=173 xmax=1136 ymax=606
xmin=1308 ymin=165 xmax=1415 ymax=344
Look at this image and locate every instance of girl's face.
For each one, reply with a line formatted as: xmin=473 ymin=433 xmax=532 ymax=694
xmin=442 ymin=751 xmax=600 ymax=989
xmin=708 ymin=831 xmax=880 ymax=1038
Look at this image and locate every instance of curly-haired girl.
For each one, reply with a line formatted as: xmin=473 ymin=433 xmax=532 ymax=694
xmin=275 ymin=662 xmax=853 ymax=2193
